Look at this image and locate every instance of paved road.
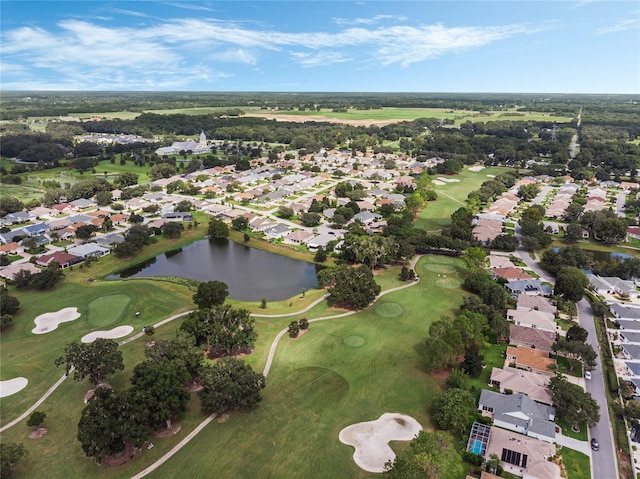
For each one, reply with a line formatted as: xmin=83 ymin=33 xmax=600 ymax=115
xmin=616 ymin=191 xmax=628 ymax=218
xmin=578 ymin=299 xmax=619 ymax=479
xmin=514 ymin=227 xmax=618 ymax=478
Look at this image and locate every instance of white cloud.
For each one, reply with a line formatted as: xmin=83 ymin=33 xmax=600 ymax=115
xmin=290 ymin=51 xmax=351 ymax=67
xmin=209 ymin=48 xmax=258 ymax=65
xmin=163 ymin=2 xmax=216 ymax=12
xmin=0 ymin=14 xmax=541 ymax=88
xmin=333 ymin=14 xmax=408 ymax=26
xmin=108 ymin=8 xmax=149 ymax=18
xmin=596 ymin=11 xmax=639 ymax=34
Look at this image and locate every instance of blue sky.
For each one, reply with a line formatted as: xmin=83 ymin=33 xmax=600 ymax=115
xmin=1 ymin=1 xmax=639 ymax=93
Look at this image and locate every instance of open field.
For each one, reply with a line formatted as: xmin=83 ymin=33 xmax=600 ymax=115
xmin=239 ymin=107 xmax=575 ymax=127
xmin=23 ymin=106 xmax=575 ymax=128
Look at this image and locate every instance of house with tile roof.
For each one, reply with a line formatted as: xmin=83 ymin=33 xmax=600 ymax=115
xmin=506 ymin=346 xmax=555 ymax=375
xmin=483 ymin=426 xmax=561 ymax=479
xmin=36 ymin=251 xmax=83 ymax=269
xmin=516 ymin=295 xmax=557 ymax=315
xmin=492 ymin=267 xmax=533 ymax=282
xmin=509 ymin=325 xmax=556 ymax=352
xmin=489 ymin=367 xmax=553 ymax=406
xmin=507 ymin=309 xmax=557 ymax=333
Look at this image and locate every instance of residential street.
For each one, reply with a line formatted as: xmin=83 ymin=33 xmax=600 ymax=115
xmin=515 ymin=227 xmax=619 ymax=479
xmin=578 ymin=299 xmax=619 ymax=479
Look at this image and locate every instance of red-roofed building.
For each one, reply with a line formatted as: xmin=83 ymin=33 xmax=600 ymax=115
xmin=492 ymin=267 xmax=533 ymax=282
xmin=36 ymin=251 xmax=83 ymax=268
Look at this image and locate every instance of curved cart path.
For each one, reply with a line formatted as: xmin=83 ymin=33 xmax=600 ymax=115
xmin=0 ymin=256 xmax=423 ymax=478
xmin=132 ymin=256 xmax=422 ymax=478
xmin=0 ymin=311 xmax=193 ymax=434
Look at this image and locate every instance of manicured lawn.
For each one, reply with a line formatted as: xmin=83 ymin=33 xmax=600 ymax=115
xmin=413 ymin=166 xmax=513 ymax=231
xmin=557 ymin=419 xmax=588 ymax=441
xmin=468 ymin=342 xmax=508 ymax=396
xmin=559 ymin=447 xmax=591 ymax=479
xmin=138 ymin=255 xmax=465 ymax=479
xmin=86 ymin=294 xmax=132 ymax=327
xmin=0 ymin=183 xmax=45 ymax=201
xmin=0 ymin=279 xmax=194 ymax=424
xmin=0 ymin=255 xmax=464 ymax=479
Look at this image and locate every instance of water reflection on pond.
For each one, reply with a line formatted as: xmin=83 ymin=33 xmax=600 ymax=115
xmin=109 ymin=239 xmax=319 ymax=302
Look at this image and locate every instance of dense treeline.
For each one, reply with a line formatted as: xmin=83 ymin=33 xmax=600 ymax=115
xmin=4 ymin=91 xmax=628 ymax=120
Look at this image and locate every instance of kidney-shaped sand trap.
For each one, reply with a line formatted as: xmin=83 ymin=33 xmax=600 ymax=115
xmin=32 ymin=307 xmax=81 ymax=334
xmin=0 ymin=377 xmax=28 ymax=398
xmin=339 ymin=413 xmax=422 ymax=473
xmin=81 ymin=325 xmax=134 ymax=343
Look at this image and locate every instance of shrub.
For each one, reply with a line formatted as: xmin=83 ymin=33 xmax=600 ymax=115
xmin=461 ymin=451 xmax=483 ymax=466
xmin=288 ymin=321 xmax=300 ymax=338
xmin=298 ymin=318 xmax=309 ymax=330
xmin=609 ymin=371 xmax=619 ymax=393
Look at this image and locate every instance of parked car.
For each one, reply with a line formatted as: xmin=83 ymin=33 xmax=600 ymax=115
xmin=585 ymin=371 xmax=591 ymax=380
xmin=591 ymin=438 xmax=599 ymax=451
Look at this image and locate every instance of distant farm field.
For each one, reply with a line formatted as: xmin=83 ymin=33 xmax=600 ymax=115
xmin=24 ymin=106 xmax=575 ymax=127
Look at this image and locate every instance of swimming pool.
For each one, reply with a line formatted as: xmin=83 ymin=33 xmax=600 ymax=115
xmin=469 ymin=438 xmax=484 ymax=455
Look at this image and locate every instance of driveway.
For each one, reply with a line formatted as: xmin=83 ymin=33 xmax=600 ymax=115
xmin=556 ymin=432 xmax=591 ymax=456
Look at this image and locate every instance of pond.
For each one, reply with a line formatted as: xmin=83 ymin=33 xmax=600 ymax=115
xmin=582 ymin=249 xmax=635 ymax=263
xmin=109 ymin=239 xmax=319 ymax=302
xmin=553 ymin=247 xmax=635 ymax=263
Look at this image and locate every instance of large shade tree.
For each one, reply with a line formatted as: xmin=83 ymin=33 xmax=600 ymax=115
xmin=55 ymin=338 xmax=124 ymax=385
xmin=192 ymin=280 xmax=229 ymax=309
xmin=180 ymin=305 xmax=257 ymax=356
xmin=549 ymin=374 xmax=600 ymax=429
xmin=325 ymin=265 xmax=381 ymax=309
xmin=77 ymin=388 xmax=151 ymax=463
xmin=554 ymin=266 xmax=589 ymax=302
xmin=431 ymin=388 xmax=476 ymax=438
xmin=129 ymin=360 xmax=190 ymax=430
xmin=145 ymin=337 xmax=204 ymax=382
xmin=0 ymin=442 xmax=27 ymax=478
xmin=199 ymin=358 xmax=265 ymax=414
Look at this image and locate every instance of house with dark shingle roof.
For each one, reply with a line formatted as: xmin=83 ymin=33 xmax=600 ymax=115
xmin=478 ymin=389 xmax=556 ymax=443
xmin=504 ymin=279 xmax=552 ymax=298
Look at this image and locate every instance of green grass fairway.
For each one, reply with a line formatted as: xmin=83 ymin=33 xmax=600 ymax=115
xmin=25 ymin=106 xmax=574 ymax=126
xmin=87 ymin=294 xmax=131 ymax=327
xmin=0 ymin=183 xmax=45 ymax=201
xmin=0 ymin=280 xmax=193 ymax=425
xmin=243 ymin=107 xmax=574 ymax=125
xmin=139 ymin=255 xmax=464 ymax=479
xmin=414 ymin=166 xmax=514 ymax=231
xmin=0 ymin=255 xmax=464 ymax=479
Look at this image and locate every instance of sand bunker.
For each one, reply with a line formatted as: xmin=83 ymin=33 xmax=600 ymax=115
xmin=339 ymin=413 xmax=422 ymax=473
xmin=32 ymin=307 xmax=80 ymax=334
xmin=0 ymin=377 xmax=28 ymax=398
xmin=432 ymin=180 xmax=446 ymax=186
xmin=81 ymin=325 xmax=134 ymax=343
xmin=468 ymin=165 xmax=485 ymax=172
xmin=437 ymin=177 xmax=460 ymax=183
